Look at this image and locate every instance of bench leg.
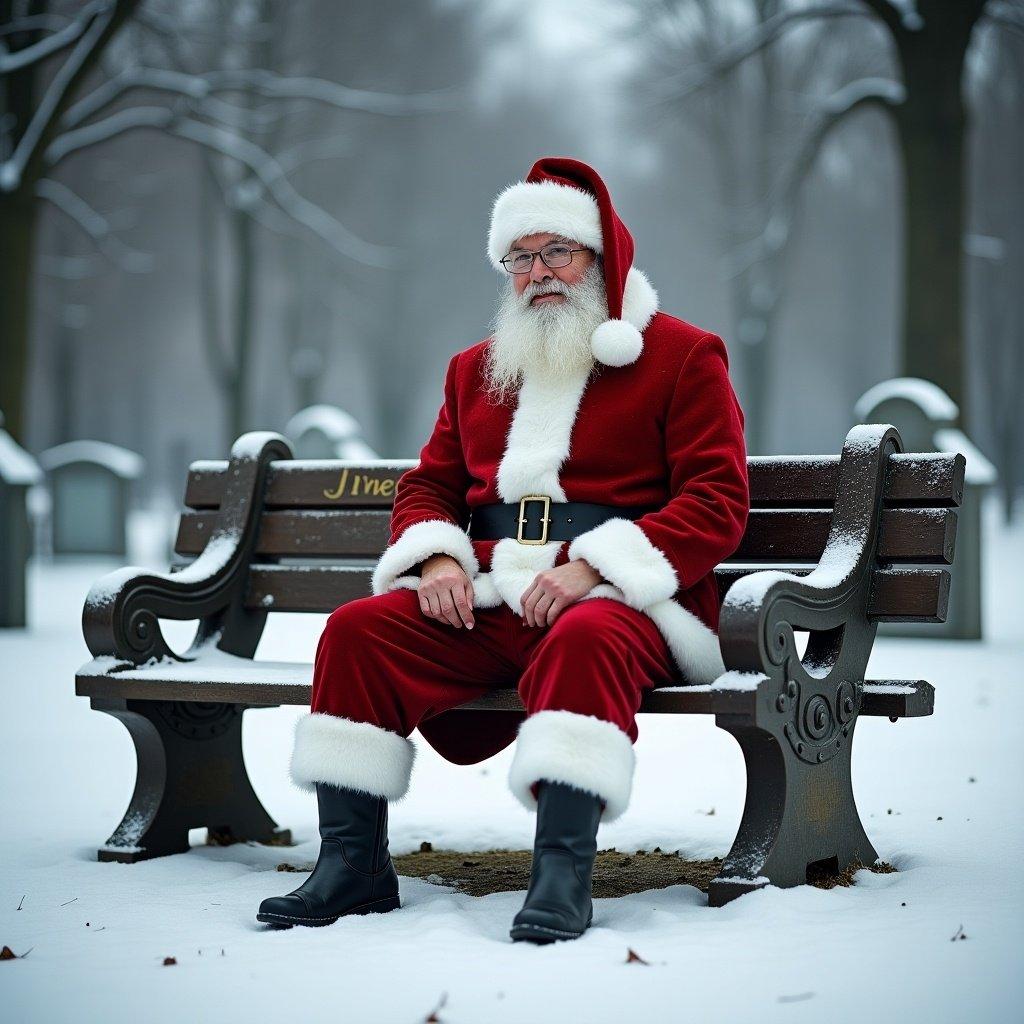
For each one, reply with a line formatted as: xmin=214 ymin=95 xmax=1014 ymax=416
xmin=707 ymin=716 xmax=877 ymax=907
xmin=92 ymin=698 xmax=292 ymax=863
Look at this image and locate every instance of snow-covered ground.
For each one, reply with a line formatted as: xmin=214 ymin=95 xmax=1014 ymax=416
xmin=2 ymin=496 xmax=1022 ymax=1023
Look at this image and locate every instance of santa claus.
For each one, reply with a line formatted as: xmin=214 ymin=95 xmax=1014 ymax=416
xmin=258 ymin=156 xmax=750 ymax=942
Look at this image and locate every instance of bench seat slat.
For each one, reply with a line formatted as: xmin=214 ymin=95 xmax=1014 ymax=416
xmin=184 ymin=451 xmax=965 ymax=511
xmin=74 ymin=657 xmax=932 ymax=719
xmin=174 ymin=506 xmax=958 ymax=564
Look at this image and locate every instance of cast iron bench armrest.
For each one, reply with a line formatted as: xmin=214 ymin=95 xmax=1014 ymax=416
xmin=717 ymin=423 xmax=904 ymax=719
xmin=82 ymin=432 xmax=292 ymax=666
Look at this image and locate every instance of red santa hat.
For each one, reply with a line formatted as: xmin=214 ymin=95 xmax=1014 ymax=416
xmin=487 ymin=156 xmax=660 ymax=367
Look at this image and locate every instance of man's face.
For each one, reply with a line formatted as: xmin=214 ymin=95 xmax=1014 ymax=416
xmin=509 ymin=232 xmax=596 ymax=306
xmin=484 ymin=231 xmax=607 ymax=402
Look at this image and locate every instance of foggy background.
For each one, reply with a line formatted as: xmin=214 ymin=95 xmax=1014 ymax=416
xmin=6 ymin=0 xmax=1022 ymax=512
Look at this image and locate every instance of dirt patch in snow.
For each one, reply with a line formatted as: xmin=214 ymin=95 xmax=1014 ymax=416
xmin=276 ymin=843 xmax=896 ymax=897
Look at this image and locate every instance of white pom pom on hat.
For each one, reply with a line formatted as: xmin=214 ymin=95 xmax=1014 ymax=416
xmin=487 ymin=156 xmax=659 ymax=367
xmin=591 ymin=318 xmax=644 ymax=368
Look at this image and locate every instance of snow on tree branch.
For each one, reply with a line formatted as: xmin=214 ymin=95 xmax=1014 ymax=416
xmin=62 ymin=65 xmax=459 ymax=133
xmin=0 ymin=14 xmax=74 ymax=39
xmin=169 ymin=118 xmax=398 ymax=268
xmin=0 ymin=0 xmax=131 ymax=193
xmin=46 ymin=104 xmax=180 ymax=164
xmin=0 ymin=0 xmax=109 ymax=74
xmin=44 ymin=103 xmax=397 ymax=268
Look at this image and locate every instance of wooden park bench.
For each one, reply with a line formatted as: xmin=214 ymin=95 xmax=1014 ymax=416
xmin=76 ymin=424 xmax=964 ymax=907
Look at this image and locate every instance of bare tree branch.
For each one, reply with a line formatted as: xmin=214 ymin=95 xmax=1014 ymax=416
xmin=0 ymin=0 xmax=107 ymax=73
xmin=0 ymin=14 xmax=73 ymax=38
xmin=62 ymin=65 xmax=460 ymax=133
xmin=169 ymin=117 xmax=397 ymax=268
xmin=35 ymin=177 xmax=153 ymax=270
xmin=725 ymin=76 xmax=904 ymax=279
xmin=0 ymin=0 xmax=137 ymax=193
xmin=645 ymin=1 xmax=868 ymax=104
xmin=46 ymin=103 xmax=179 ymax=163
xmin=44 ymin=104 xmax=398 ymax=267
xmin=274 ymin=134 xmax=354 ymax=177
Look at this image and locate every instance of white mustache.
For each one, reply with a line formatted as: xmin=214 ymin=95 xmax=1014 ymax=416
xmin=522 ymin=280 xmax=571 ymax=304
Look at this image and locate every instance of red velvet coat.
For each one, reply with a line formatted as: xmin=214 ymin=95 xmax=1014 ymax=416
xmin=370 ymin=297 xmax=749 ymax=765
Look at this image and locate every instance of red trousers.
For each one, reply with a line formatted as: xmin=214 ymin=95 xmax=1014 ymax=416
xmin=310 ymin=587 xmax=677 ymax=743
xmin=292 ymin=587 xmax=679 ymax=822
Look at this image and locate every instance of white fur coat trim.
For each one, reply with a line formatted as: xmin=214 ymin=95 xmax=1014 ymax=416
xmin=643 ymin=596 xmax=726 ymax=683
xmin=289 ymin=712 xmax=417 ymax=800
xmin=567 ymin=516 xmax=678 ymax=610
xmin=472 ymin=364 xmax=591 ymax=611
xmin=507 ymin=709 xmax=636 ymax=822
xmin=371 ymin=349 xmax=727 ymax=684
xmin=371 ymin=517 xmax=479 ymax=597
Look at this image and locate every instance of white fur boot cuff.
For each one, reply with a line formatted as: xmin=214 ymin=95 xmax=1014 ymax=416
xmin=507 ymin=709 xmax=636 ymax=822
xmin=289 ymin=712 xmax=417 ymax=801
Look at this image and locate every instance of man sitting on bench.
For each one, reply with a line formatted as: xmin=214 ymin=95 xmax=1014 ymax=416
xmin=258 ymin=156 xmax=750 ymax=943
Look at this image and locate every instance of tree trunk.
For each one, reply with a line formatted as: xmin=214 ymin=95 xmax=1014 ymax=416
xmin=730 ymin=286 xmax=773 ymax=454
xmin=0 ymin=0 xmax=139 ymax=446
xmin=890 ymin=1 xmax=988 ymax=429
xmin=0 ymin=192 xmax=38 ymax=445
xmin=893 ymin=47 xmax=966 ymax=414
xmin=229 ymin=206 xmax=255 ymax=443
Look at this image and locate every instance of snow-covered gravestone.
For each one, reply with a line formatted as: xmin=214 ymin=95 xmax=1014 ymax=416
xmin=38 ymin=440 xmax=144 ymax=557
xmin=284 ymin=405 xmax=380 ymax=460
xmin=0 ymin=412 xmax=43 ymax=627
xmin=855 ymin=378 xmax=996 ymax=640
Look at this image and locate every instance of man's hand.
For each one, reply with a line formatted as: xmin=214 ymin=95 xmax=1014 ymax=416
xmin=520 ymin=558 xmax=602 ymax=627
xmin=418 ymin=554 xmax=476 ymax=629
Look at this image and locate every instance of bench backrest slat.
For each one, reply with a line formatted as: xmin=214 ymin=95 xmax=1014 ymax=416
xmin=174 ymin=505 xmax=958 ymax=565
xmin=172 ymin=450 xmax=964 ymax=626
xmin=183 ymin=451 xmax=965 ymax=512
xmin=240 ymin=563 xmax=952 ymax=623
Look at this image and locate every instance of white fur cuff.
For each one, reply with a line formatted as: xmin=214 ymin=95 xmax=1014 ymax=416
xmin=568 ymin=517 xmax=678 ymax=610
xmin=289 ymin=712 xmax=417 ymax=800
xmin=370 ymin=518 xmax=479 ymax=596
xmin=508 ymin=710 xmax=636 ymax=822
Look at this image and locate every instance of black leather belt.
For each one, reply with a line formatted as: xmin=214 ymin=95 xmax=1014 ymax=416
xmin=468 ymin=496 xmax=659 ymax=546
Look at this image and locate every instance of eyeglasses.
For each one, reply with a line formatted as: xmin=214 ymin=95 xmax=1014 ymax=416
xmin=500 ymin=242 xmax=588 ymax=274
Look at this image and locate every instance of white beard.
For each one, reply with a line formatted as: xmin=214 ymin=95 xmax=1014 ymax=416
xmin=482 ymin=259 xmax=608 ymax=405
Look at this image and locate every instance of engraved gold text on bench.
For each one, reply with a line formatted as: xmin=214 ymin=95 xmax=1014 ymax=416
xmin=322 ymin=469 xmax=396 ymax=501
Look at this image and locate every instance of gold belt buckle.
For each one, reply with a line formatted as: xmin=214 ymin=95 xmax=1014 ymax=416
xmin=517 ymin=494 xmax=552 ymax=545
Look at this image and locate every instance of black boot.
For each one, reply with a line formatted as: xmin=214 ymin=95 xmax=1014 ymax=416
xmin=509 ymin=779 xmax=603 ymax=944
xmin=257 ymin=782 xmax=400 ymax=927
